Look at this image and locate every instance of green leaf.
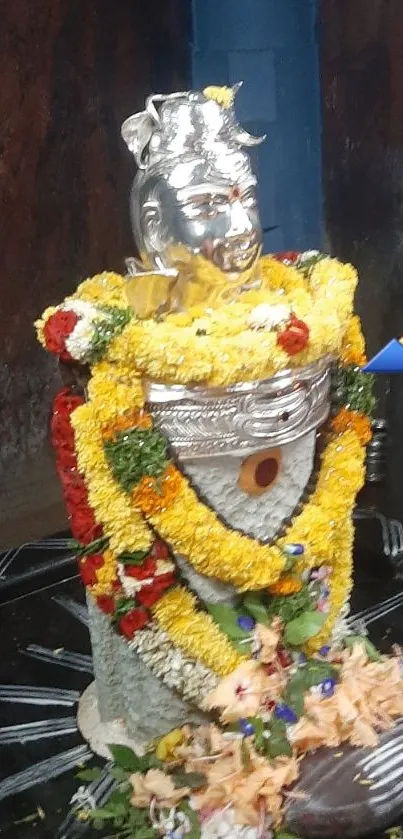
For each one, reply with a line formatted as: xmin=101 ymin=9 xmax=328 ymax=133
xmin=265 ymin=587 xmax=314 ymax=624
xmin=284 ymin=610 xmax=326 ymax=646
xmin=243 ymin=593 xmax=271 ymax=625
xmin=283 ymin=682 xmax=305 ymax=718
xmin=267 ymin=718 xmax=293 ymax=759
xmin=179 ymin=803 xmax=201 ymax=839
xmin=275 ymin=832 xmax=302 ymax=839
xmin=106 ymin=790 xmax=131 ymax=811
xmin=303 ymin=658 xmax=339 ymax=687
xmin=119 ymin=550 xmax=149 ymax=566
xmin=241 ymin=737 xmax=252 ymax=771
xmin=92 ymin=818 xmax=105 ymax=830
xmin=171 ymin=771 xmax=207 ymax=789
xmin=207 ymin=603 xmax=251 ymax=642
xmin=89 ymin=807 xmax=116 ymax=820
xmin=249 ymin=716 xmax=265 ymax=751
xmin=76 ymin=767 xmax=103 ymax=782
xmin=109 ymin=766 xmax=131 ymax=785
xmin=107 ymin=744 xmax=143 ymax=772
xmin=344 ymin=635 xmax=381 ymax=662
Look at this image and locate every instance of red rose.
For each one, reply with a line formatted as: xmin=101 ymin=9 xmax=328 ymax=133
xmin=277 ymin=315 xmax=309 ymax=356
xmin=136 ymin=572 xmax=176 ymax=607
xmin=273 ymin=251 xmax=300 ymax=264
xmin=79 ymin=554 xmax=104 ymax=586
xmin=97 ymin=595 xmax=115 ymax=615
xmin=44 ymin=310 xmax=79 ymax=360
xmin=150 ymin=539 xmax=169 ymax=560
xmin=119 ymin=607 xmax=149 ymax=638
xmin=124 ymin=556 xmax=157 ymax=580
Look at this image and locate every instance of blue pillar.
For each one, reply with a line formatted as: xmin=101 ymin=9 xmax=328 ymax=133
xmin=191 ymin=0 xmax=323 ymax=252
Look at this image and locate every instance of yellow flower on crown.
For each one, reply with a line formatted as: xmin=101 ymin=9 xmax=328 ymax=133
xmin=203 ymin=85 xmax=235 ymax=109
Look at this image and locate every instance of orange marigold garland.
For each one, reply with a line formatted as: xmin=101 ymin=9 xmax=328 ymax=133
xmin=331 ymin=407 xmax=373 ymax=446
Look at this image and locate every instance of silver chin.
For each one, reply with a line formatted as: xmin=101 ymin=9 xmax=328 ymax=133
xmin=121 ymin=87 xmax=265 ymax=310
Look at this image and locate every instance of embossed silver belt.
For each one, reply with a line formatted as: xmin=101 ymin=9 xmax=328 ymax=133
xmin=145 ymin=356 xmax=333 ymax=459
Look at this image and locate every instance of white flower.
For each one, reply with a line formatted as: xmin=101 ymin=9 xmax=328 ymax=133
xmin=155 ymin=559 xmax=175 ymax=576
xmin=299 ymin=250 xmax=320 ymax=264
xmin=248 ymin=303 xmax=290 ymax=331
xmin=63 ymin=299 xmax=100 ymax=319
xmin=117 ymin=563 xmax=153 ymax=597
xmin=65 ymin=316 xmax=96 ymax=361
xmin=200 ymin=807 xmax=260 ymax=839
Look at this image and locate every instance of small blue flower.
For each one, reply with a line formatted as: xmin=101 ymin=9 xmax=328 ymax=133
xmin=321 ymin=677 xmax=336 ymax=698
xmin=283 ymin=543 xmax=304 ymax=556
xmin=237 ymin=615 xmax=256 ymax=632
xmin=298 ymin=652 xmax=307 ymax=664
xmin=274 ymin=703 xmax=298 ymax=724
xmin=319 ymin=645 xmax=331 ymax=657
xmin=239 ymin=718 xmax=255 ymax=737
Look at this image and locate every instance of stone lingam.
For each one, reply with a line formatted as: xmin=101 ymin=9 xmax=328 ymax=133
xmin=35 ymin=85 xmax=403 ymax=839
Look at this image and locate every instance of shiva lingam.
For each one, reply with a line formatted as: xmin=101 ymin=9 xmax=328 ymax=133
xmin=70 ymin=86 xmax=403 ymax=838
xmin=81 ymin=87 xmax=333 ymax=753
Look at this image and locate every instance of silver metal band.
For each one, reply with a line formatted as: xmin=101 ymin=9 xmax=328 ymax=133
xmin=146 ymin=356 xmax=333 ymax=458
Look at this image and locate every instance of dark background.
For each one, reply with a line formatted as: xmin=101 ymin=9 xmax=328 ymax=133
xmin=0 ymin=0 xmax=190 ymax=546
xmin=2 ymin=0 xmax=403 ymax=544
xmin=319 ymin=0 xmax=403 ymax=519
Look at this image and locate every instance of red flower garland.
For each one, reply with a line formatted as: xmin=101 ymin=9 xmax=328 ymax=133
xmin=51 ymin=388 xmax=103 ymax=545
xmin=136 ymin=572 xmax=176 ymax=608
xmin=119 ymin=607 xmax=149 ymax=638
xmin=50 ymin=387 xmax=176 ymax=640
xmin=124 ymin=556 xmax=157 ymax=579
xmin=43 ymin=309 xmax=78 ymax=361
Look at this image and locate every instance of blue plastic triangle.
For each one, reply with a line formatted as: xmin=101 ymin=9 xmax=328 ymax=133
xmin=362 ymin=339 xmax=403 ymax=373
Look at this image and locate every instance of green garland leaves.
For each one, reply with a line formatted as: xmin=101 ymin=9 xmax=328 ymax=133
xmin=90 ymin=306 xmax=132 ymax=363
xmin=334 ymin=364 xmax=376 ymax=417
xmin=104 ymin=426 xmax=168 ymax=493
xmin=264 ymin=587 xmax=317 ymax=624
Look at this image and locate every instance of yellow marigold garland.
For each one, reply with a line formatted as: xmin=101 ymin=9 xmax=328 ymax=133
xmin=71 ymin=402 xmax=152 ymax=556
xmin=340 ymin=315 xmax=367 ymax=367
xmin=74 ymin=271 xmax=128 ymax=307
xmin=96 ymin=256 xmax=358 ymax=387
xmin=90 ymin=548 xmax=119 ymax=597
xmin=152 ymin=587 xmax=245 ymax=676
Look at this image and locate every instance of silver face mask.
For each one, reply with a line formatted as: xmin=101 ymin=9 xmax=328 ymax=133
xmin=121 ymin=85 xmax=265 ymax=312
